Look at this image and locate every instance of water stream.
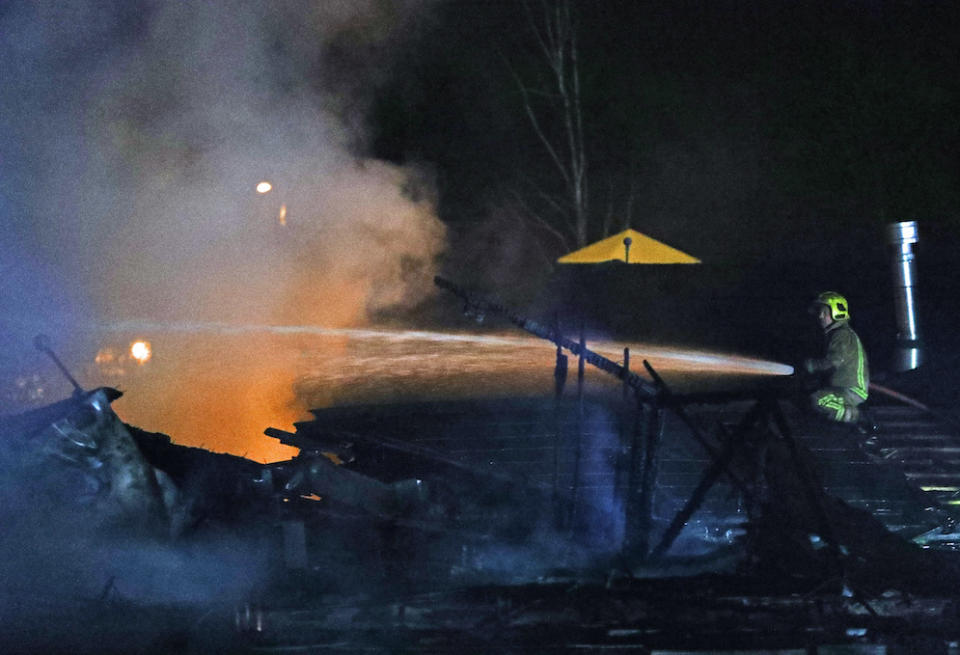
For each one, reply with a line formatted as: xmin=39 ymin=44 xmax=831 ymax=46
xmin=7 ymin=323 xmax=793 ymax=463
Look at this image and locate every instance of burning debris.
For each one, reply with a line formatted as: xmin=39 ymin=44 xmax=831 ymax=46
xmin=5 ymin=290 xmax=960 ymax=653
xmin=1 ymin=338 xmax=176 ymax=538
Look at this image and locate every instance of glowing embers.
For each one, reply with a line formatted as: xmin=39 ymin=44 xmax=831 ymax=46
xmin=93 ymin=340 xmax=153 ymax=377
xmin=255 ymin=180 xmax=287 ymax=225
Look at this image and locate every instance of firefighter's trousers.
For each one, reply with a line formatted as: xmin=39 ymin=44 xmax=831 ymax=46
xmin=810 ymin=387 xmax=865 ymax=424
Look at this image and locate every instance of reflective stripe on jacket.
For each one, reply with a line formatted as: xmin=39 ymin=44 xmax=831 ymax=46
xmin=808 ymin=320 xmax=869 ymax=400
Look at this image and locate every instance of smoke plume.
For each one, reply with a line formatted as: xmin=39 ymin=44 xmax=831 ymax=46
xmin=0 ymin=0 xmax=445 ymax=363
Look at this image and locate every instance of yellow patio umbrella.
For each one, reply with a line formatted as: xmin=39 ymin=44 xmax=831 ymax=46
xmin=557 ymin=229 xmax=700 ymax=264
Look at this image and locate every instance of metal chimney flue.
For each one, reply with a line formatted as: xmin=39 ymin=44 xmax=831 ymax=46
xmin=887 ymin=221 xmax=922 ymax=371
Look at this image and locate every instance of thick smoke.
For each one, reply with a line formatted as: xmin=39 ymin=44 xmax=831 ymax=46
xmin=0 ymin=0 xmax=445 ymax=361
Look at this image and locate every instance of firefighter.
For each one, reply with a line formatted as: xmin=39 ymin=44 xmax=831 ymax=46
xmin=803 ymin=291 xmax=870 ymax=425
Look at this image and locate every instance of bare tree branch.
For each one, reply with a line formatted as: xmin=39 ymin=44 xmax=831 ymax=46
xmin=514 ymin=169 xmax=574 ymax=224
xmin=505 ymin=188 xmax=572 ymax=253
xmin=623 ymin=165 xmax=637 ymax=232
xmin=523 ymin=1 xmax=554 ymax=67
xmin=509 ymin=0 xmax=592 ymax=248
xmin=501 ymin=51 xmax=573 ymax=188
xmin=602 ymin=179 xmax=615 ymax=237
xmin=550 ymin=0 xmax=588 ymax=246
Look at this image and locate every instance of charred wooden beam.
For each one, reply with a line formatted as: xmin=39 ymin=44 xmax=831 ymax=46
xmin=264 ymin=427 xmax=355 ymax=463
xmin=271 ymin=423 xmax=548 ymax=491
xmin=434 ymin=276 xmax=658 ymax=401
xmin=273 ymin=452 xmax=427 ymax=518
xmin=638 ymin=407 xmax=664 ymax=547
xmin=648 ymin=398 xmax=767 ymax=561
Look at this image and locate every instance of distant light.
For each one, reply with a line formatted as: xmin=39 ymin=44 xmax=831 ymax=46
xmin=256 ymin=181 xmax=273 ymax=194
xmin=94 ymin=348 xmax=117 ymax=364
xmin=130 ymin=340 xmax=152 ymax=364
xmin=278 ymin=203 xmax=287 ymax=226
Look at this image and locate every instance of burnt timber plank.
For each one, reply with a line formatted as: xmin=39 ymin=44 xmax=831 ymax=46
xmin=277 ymin=394 xmax=960 ymax=545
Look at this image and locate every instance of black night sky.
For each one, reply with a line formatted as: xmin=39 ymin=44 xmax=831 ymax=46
xmin=371 ymin=0 xmax=959 ymax=264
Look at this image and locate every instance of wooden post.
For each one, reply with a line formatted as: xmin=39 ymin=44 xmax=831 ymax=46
xmin=552 ymin=314 xmax=567 ymax=527
xmin=614 ymin=348 xmax=631 ymax=530
xmin=623 ymin=399 xmax=647 ymax=554
xmin=637 ymin=407 xmax=664 ymax=559
xmin=569 ymin=324 xmax=586 ymax=531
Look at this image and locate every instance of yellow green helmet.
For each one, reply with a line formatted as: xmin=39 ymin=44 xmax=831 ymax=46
xmin=813 ymin=291 xmax=850 ymax=321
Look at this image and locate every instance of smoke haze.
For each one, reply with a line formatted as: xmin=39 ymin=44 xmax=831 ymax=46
xmin=0 ymin=0 xmax=445 ymax=366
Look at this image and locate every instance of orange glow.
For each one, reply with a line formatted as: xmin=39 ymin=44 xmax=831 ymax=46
xmin=92 ymin=347 xmax=126 ymax=377
xmin=101 ymin=332 xmax=309 ymax=463
xmin=130 ymin=340 xmax=152 ymax=364
xmin=278 ymin=203 xmax=287 ymax=226
xmin=95 ymin=348 xmax=118 ymax=365
xmin=281 ymin=278 xmax=372 ymax=328
xmin=256 ymin=181 xmax=272 ymax=194
xmin=89 ymin=328 xmax=790 ymax=464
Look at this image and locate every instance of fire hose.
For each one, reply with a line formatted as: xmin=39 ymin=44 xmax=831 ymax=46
xmin=434 ymin=277 xmax=956 ymax=430
xmin=869 ymin=381 xmax=960 ymax=430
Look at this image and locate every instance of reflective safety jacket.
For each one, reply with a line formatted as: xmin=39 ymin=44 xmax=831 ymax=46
xmin=808 ymin=319 xmax=870 ymax=400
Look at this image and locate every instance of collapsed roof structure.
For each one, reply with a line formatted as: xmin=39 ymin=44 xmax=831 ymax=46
xmin=4 ymin=278 xmax=960 ymax=652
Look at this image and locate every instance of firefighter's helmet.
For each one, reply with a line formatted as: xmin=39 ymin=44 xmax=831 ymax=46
xmin=812 ymin=291 xmax=850 ymax=321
